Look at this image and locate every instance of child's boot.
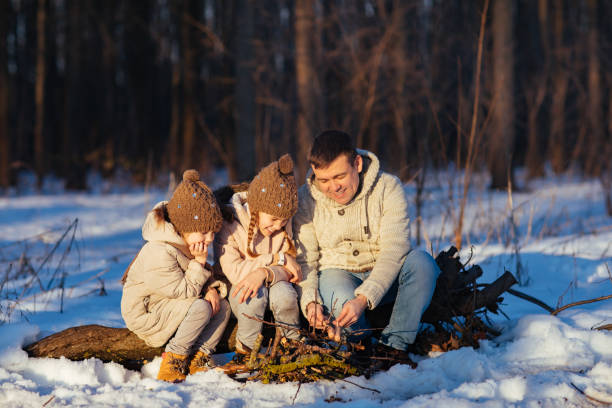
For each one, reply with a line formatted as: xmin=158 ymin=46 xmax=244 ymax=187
xmin=188 ymin=350 xmax=215 ymax=375
xmin=157 ymin=352 xmax=189 ymax=382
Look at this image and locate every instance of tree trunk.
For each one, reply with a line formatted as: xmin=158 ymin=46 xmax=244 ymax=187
xmin=34 ymin=0 xmax=46 ymax=186
xmin=62 ymin=0 xmax=85 ymax=189
xmin=181 ymin=2 xmax=196 ymax=171
xmin=585 ymin=0 xmax=603 ymax=176
xmin=24 ymin=320 xmax=238 ymax=372
xmin=525 ymin=77 xmax=547 ymax=179
xmin=234 ymin=0 xmax=256 ymax=180
xmin=489 ymin=0 xmax=515 ymax=190
xmin=549 ymin=0 xmax=568 ymax=174
xmin=295 ymin=0 xmax=318 ymax=183
xmin=0 ymin=0 xmax=10 ymax=188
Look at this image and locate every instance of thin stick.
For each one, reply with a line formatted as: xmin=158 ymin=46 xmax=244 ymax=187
xmin=551 ymin=294 xmax=612 ymax=316
xmin=42 ymin=395 xmax=55 ymax=407
xmin=570 ymin=382 xmax=612 ymax=405
xmin=291 ymin=382 xmax=302 ymax=405
xmin=338 ymin=378 xmax=381 ymax=394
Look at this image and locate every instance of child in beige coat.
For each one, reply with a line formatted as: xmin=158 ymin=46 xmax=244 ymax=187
xmin=214 ymin=154 xmax=302 ymax=353
xmin=121 ymin=170 xmax=230 ymax=382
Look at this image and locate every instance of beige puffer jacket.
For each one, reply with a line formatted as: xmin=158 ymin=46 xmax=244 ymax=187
xmin=121 ymin=202 xmax=227 ymax=348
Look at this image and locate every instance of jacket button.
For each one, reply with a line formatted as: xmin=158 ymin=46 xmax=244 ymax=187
xmin=353 ymin=250 xmax=359 ymax=256
xmin=338 ymin=209 xmax=345 ymax=215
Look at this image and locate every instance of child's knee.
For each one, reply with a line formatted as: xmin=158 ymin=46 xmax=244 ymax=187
xmin=269 ymin=286 xmax=298 ymax=314
xmin=191 ymin=298 xmax=213 ymax=317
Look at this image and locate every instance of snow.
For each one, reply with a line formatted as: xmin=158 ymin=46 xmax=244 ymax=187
xmin=0 ymin=172 xmax=611 ymax=407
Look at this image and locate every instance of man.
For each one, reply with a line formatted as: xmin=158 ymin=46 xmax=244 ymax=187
xmin=294 ymin=130 xmax=440 ymax=358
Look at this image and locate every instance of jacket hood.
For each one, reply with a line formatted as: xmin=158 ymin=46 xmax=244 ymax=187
xmin=228 ymin=191 xmax=293 ymax=238
xmin=305 ymin=149 xmax=380 ymax=208
xmin=142 ymin=201 xmax=188 ymax=247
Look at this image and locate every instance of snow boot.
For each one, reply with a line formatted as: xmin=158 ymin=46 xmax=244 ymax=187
xmin=188 ymin=350 xmax=215 ymax=375
xmin=157 ymin=352 xmax=189 ymax=383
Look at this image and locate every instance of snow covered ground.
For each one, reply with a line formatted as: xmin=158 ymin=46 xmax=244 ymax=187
xmin=0 ymin=170 xmax=611 ymax=407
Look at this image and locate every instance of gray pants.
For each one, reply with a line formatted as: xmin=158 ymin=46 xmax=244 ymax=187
xmin=165 ymin=298 xmax=231 ymax=356
xmin=229 ymin=281 xmax=300 ymax=348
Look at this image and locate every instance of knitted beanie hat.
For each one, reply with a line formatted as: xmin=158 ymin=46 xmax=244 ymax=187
xmin=167 ymin=170 xmax=223 ymax=234
xmin=247 ymin=154 xmax=298 ymax=219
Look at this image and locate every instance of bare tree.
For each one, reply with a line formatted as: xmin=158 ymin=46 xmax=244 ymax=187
xmin=0 ymin=0 xmax=9 ymax=189
xmin=295 ymin=0 xmax=319 ymax=182
xmin=489 ymin=0 xmax=515 ymax=190
xmin=584 ymin=0 xmax=603 ymax=176
xmin=34 ymin=0 xmax=46 ymax=185
xmin=181 ymin=1 xmax=197 ymax=171
xmin=235 ymin=0 xmax=256 ymax=180
xmin=548 ymin=0 xmax=569 ymax=174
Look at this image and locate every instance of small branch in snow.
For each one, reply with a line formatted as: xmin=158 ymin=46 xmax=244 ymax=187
xmin=42 ymin=395 xmax=55 ymax=407
xmin=505 ymin=288 xmax=554 ymax=313
xmin=551 ymin=294 xmax=612 ymax=316
xmin=570 ymin=382 xmax=612 ymax=405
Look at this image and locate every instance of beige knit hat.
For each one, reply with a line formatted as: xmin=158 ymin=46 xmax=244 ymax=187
xmin=247 ymin=154 xmax=298 ymax=219
xmin=167 ymin=169 xmax=222 ymax=234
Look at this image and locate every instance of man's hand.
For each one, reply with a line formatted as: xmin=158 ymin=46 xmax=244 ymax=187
xmin=204 ymin=287 xmax=220 ymax=315
xmin=283 ymin=254 xmax=302 ymax=283
xmin=335 ymin=295 xmax=368 ymax=328
xmin=231 ymin=267 xmax=267 ymax=303
xmin=306 ymin=302 xmax=327 ymax=329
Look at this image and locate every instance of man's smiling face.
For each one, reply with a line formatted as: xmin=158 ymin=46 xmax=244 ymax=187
xmin=312 ymin=153 xmax=362 ymax=205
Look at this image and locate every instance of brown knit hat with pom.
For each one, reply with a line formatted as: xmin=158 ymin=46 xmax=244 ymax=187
xmin=247 ymin=154 xmax=298 ymax=219
xmin=167 ymin=170 xmax=223 ymax=234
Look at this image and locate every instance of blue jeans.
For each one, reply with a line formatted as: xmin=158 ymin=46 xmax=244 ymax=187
xmin=317 ymin=249 xmax=440 ymax=351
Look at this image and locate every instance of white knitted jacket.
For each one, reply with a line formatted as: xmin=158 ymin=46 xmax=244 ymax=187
xmin=294 ymin=150 xmax=411 ymax=314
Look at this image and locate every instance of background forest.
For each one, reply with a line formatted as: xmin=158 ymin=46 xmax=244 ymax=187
xmin=0 ymin=0 xmax=611 ymax=199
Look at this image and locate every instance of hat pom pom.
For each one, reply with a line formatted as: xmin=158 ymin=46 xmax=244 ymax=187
xmin=278 ymin=154 xmax=294 ymax=175
xmin=183 ymin=169 xmax=200 ymax=182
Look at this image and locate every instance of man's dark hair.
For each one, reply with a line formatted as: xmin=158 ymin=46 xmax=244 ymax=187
xmin=308 ymin=130 xmax=358 ymax=169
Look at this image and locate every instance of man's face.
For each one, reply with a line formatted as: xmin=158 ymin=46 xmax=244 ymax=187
xmin=312 ymin=153 xmax=362 ymax=205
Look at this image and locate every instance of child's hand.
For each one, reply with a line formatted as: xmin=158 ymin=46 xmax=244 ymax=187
xmin=231 ymin=268 xmax=267 ymax=303
xmin=189 ymin=241 xmax=209 ymax=264
xmin=204 ymin=287 xmax=220 ymax=315
xmin=283 ymin=255 xmax=302 ymax=283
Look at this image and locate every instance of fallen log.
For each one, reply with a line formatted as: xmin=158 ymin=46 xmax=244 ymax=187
xmin=24 ymin=318 xmax=238 ymax=371
xmin=24 ymin=246 xmax=518 ymax=370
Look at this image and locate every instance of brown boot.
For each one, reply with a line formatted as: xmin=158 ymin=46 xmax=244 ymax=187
xmin=157 ymin=352 xmax=189 ymax=383
xmin=188 ymin=350 xmax=215 ymax=375
xmin=234 ymin=339 xmax=252 ymax=355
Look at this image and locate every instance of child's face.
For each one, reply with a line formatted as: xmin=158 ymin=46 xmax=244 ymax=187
xmin=183 ymin=231 xmax=215 ymax=256
xmin=258 ymin=212 xmax=288 ymax=237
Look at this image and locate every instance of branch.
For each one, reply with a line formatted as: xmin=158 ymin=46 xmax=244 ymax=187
xmin=551 ymin=294 xmax=612 ymax=316
xmin=570 ymin=382 xmax=612 ymax=405
xmin=506 ymin=288 xmax=554 ymax=313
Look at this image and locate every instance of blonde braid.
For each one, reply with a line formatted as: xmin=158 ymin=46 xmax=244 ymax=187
xmin=246 ymin=212 xmax=259 ymax=258
xmin=283 ymin=229 xmax=297 ymax=258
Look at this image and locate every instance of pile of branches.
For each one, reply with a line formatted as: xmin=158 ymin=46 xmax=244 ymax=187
xmin=221 ymin=316 xmax=418 ymax=384
xmin=219 ymin=246 xmax=518 ymax=383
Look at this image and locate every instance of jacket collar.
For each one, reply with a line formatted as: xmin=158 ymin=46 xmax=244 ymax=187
xmin=142 ymin=201 xmax=189 ymax=251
